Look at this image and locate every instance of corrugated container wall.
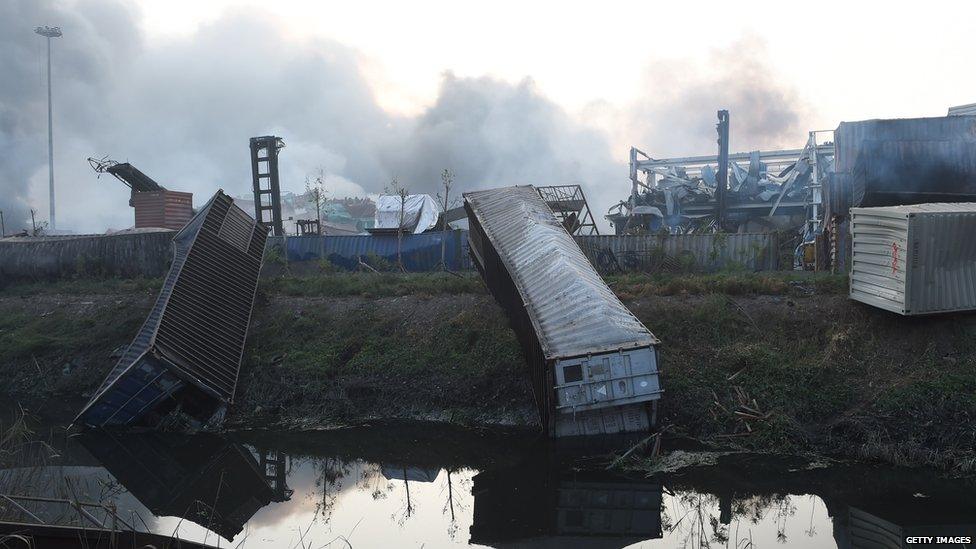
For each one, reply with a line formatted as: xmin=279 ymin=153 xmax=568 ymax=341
xmin=834 ymin=116 xmax=976 ymax=174
xmin=464 ymin=186 xmax=662 ymax=438
xmin=949 ymin=103 xmax=976 ymax=116
xmin=827 ymin=116 xmax=976 ymax=216
xmin=851 ymin=140 xmax=976 ymax=207
xmin=132 ymin=190 xmax=194 ymax=230
xmin=77 ymin=191 xmax=268 ymax=428
xmin=850 ymin=203 xmax=976 ymax=315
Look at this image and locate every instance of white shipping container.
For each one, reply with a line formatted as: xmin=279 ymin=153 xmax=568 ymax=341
xmin=850 ymin=203 xmax=976 ymax=315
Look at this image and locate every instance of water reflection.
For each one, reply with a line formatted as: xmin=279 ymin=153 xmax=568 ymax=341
xmin=472 ymin=465 xmax=662 ymax=548
xmin=75 ymin=431 xmax=293 ymax=540
xmin=1 ymin=424 xmax=975 ymax=548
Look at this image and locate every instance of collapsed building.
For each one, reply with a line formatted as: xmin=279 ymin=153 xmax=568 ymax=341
xmin=608 ymin=112 xmax=834 ymax=238
xmin=610 ymin=109 xmax=976 ymax=271
xmin=465 ymin=185 xmax=662 ymax=438
xmin=75 ymin=190 xmax=268 ymax=429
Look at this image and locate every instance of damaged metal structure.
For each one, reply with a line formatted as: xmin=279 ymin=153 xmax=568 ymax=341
xmin=609 ymin=114 xmax=834 ymax=238
xmin=75 ymin=190 xmax=268 ymax=429
xmin=465 ymin=186 xmax=662 ymax=438
xmin=535 ymin=184 xmax=600 ymax=235
xmin=88 ymin=156 xmax=194 ymax=231
xmin=250 ymin=135 xmax=286 ymax=237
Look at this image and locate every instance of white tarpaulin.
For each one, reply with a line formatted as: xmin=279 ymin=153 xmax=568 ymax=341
xmin=374 ymin=194 xmax=441 ymax=234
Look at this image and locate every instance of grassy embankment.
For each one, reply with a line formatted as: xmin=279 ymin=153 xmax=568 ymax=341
xmin=1 ymin=271 xmax=974 ymax=473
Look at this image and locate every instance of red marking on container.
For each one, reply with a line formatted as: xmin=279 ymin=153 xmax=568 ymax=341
xmin=891 ymin=241 xmax=899 ymax=274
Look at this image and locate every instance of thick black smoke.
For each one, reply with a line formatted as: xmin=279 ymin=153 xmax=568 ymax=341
xmin=0 ymin=2 xmax=811 ymax=233
xmin=623 ymin=36 xmax=814 ymax=157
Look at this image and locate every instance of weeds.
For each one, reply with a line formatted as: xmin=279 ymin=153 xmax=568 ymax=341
xmin=261 ymin=272 xmax=485 ymax=297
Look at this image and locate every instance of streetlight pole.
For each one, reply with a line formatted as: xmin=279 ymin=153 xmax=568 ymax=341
xmin=35 ymin=25 xmax=62 ymax=232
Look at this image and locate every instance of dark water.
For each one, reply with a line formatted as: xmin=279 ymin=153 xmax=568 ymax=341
xmin=1 ymin=422 xmax=975 ymax=548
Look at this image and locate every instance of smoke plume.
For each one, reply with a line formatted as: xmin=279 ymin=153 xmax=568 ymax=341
xmin=0 ymin=1 xmax=812 ymax=233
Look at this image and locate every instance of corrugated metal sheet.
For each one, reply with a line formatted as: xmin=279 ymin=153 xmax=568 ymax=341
xmin=949 ymin=103 xmax=976 ymax=116
xmin=851 ymin=140 xmax=976 ymax=207
xmin=850 ymin=202 xmax=976 ymax=315
xmin=465 ymin=185 xmax=661 ymax=438
xmin=275 ymin=230 xmax=472 ymax=271
xmin=827 ymin=116 xmax=976 ymax=217
xmin=466 ymin=186 xmax=658 ymax=359
xmin=834 ymin=116 xmax=976 ymax=174
xmin=76 ymin=190 xmax=268 ymax=428
xmin=0 ymin=229 xmax=174 ymax=280
xmin=132 ymin=190 xmax=194 ymax=230
xmin=576 ymin=233 xmax=778 ymax=273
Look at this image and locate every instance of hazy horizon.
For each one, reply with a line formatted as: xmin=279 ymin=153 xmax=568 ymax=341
xmin=2 ymin=0 xmax=973 ymax=233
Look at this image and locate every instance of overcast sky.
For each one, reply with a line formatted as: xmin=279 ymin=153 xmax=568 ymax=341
xmin=3 ymin=0 xmax=974 ymax=233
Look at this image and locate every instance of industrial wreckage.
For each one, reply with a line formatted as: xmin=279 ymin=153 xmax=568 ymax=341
xmin=607 ymin=111 xmax=835 ymax=245
xmin=608 ymin=109 xmax=976 ymax=279
xmin=73 ymin=182 xmax=662 ymax=439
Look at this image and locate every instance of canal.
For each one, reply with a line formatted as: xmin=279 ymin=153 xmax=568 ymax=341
xmin=0 ymin=421 xmax=974 ymax=548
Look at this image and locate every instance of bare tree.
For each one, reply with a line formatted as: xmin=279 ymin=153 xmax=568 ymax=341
xmin=304 ymin=168 xmax=328 ymax=235
xmin=386 ymin=177 xmax=409 ymax=271
xmin=29 ymin=209 xmax=47 ymax=236
xmin=436 ymin=169 xmax=458 ymax=270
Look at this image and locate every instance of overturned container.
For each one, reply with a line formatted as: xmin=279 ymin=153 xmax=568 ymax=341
xmin=464 ymin=186 xmax=662 ymax=437
xmin=850 ymin=203 xmax=976 ymax=315
xmin=76 ymin=190 xmax=269 ymax=429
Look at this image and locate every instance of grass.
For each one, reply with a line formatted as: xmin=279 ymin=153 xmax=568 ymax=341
xmin=0 ymin=270 xmax=848 ymax=301
xmin=635 ymin=293 xmax=976 ymax=471
xmin=3 ymin=269 xmax=975 ymax=472
xmin=0 ymin=300 xmax=148 ymax=418
xmin=260 ymin=272 xmax=486 ymax=297
xmin=0 ymin=277 xmax=163 ymax=296
xmin=605 ymin=271 xmax=848 ymax=299
xmin=235 ymin=296 xmax=529 ymax=425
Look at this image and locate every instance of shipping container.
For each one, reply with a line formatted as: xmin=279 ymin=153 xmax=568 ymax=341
xmin=78 ymin=431 xmax=286 ymax=540
xmin=826 ymin=116 xmax=976 ymax=216
xmin=464 ymin=186 xmax=662 ymax=438
xmin=76 ymin=190 xmax=268 ymax=428
xmin=470 ymin=465 xmax=662 ymax=546
xmin=834 ymin=116 xmax=976 ymax=174
xmin=949 ymin=103 xmax=976 ymax=116
xmin=851 ymin=140 xmax=976 ymax=207
xmin=131 ymin=189 xmax=194 ymax=230
xmin=850 ymin=203 xmax=976 ymax=315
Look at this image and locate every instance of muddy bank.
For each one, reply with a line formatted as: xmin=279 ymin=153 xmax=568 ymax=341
xmin=1 ymin=273 xmax=974 ymax=473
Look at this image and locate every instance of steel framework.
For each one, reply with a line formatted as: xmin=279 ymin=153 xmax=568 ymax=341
xmin=250 ymin=136 xmax=285 ymax=236
xmin=535 ymin=184 xmax=600 ymax=235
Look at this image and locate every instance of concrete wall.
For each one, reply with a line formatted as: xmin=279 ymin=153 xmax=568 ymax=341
xmin=0 ymin=230 xmax=174 ymax=281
